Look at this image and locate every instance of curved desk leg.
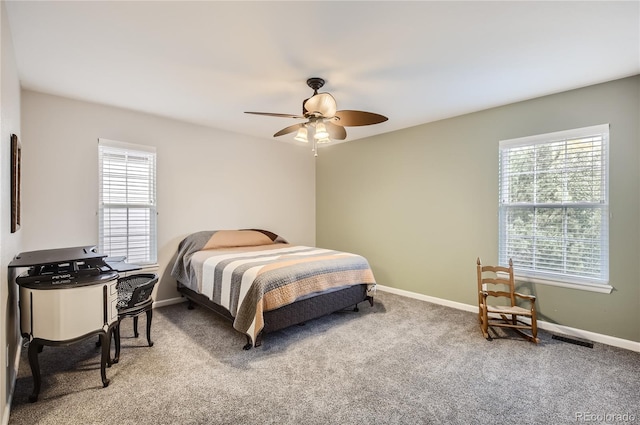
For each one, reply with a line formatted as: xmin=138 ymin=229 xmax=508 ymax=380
xmin=113 ymin=322 xmax=121 ymax=364
xmin=99 ymin=332 xmax=110 ymax=388
xmin=133 ymin=316 xmax=139 ymax=338
xmin=146 ymin=308 xmax=154 ymax=347
xmin=27 ymin=340 xmax=42 ymax=403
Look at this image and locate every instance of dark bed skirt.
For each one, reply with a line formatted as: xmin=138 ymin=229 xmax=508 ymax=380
xmin=176 ymin=283 xmax=373 ymax=348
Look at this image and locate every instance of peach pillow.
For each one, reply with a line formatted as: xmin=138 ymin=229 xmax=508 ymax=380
xmin=203 ymin=230 xmax=274 ymax=250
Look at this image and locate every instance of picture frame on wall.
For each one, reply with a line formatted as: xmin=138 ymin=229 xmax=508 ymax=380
xmin=11 ymin=133 xmax=21 ymax=233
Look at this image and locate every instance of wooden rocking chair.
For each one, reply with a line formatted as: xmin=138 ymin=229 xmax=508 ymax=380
xmin=477 ymin=257 xmax=539 ymax=344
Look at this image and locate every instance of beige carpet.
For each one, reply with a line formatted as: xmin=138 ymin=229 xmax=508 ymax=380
xmin=9 ymin=291 xmax=640 ymax=424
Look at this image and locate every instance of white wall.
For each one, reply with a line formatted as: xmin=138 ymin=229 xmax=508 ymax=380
xmin=1 ymin=1 xmax=23 ymax=422
xmin=20 ymin=91 xmax=316 ymax=301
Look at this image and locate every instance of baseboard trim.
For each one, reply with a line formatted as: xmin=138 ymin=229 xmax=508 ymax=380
xmin=376 ymin=285 xmax=479 ymax=313
xmin=3 ymin=337 xmax=23 ymax=425
xmin=1 ymin=394 xmax=8 ymax=425
xmin=1 ymin=393 xmax=8 ymax=425
xmin=376 ymin=285 xmax=640 ymax=353
xmin=153 ymin=296 xmax=187 ymax=309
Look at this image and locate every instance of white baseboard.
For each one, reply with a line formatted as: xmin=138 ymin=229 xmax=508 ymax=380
xmin=3 ymin=337 xmax=23 ymax=425
xmin=153 ymin=296 xmax=186 ymax=309
xmin=376 ymin=285 xmax=640 ymax=353
xmin=376 ymin=285 xmax=479 ymax=314
xmin=1 ymin=392 xmax=9 ymax=425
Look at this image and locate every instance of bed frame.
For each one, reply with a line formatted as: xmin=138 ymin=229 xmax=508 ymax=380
xmin=177 ymin=283 xmax=373 ymax=349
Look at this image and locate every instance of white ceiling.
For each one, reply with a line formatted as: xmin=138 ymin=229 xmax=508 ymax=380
xmin=5 ymin=1 xmax=640 ymax=144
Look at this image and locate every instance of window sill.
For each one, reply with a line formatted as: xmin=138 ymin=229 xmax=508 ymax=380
xmin=117 ymin=264 xmax=159 ymax=278
xmin=515 ymin=275 xmax=613 ymax=294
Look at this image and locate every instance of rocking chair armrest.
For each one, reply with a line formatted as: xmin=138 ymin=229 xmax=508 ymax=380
xmin=481 ymin=290 xmax=511 ymax=298
xmin=514 ymin=292 xmax=536 ymax=303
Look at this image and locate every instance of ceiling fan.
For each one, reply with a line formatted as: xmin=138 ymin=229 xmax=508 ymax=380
xmin=245 ymin=78 xmax=388 ymax=156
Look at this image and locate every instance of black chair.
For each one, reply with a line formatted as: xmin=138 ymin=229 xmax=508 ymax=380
xmin=111 ymin=273 xmax=159 ymax=364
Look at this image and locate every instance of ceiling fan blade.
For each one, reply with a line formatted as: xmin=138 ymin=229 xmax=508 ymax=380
xmin=304 ymin=93 xmax=337 ymax=117
xmin=245 ymin=111 xmax=305 ymax=119
xmin=274 ymin=123 xmax=304 ymax=137
xmin=331 ymin=110 xmax=388 ymax=127
xmin=326 ymin=122 xmax=347 ymax=140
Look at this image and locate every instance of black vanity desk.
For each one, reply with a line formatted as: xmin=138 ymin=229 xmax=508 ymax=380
xmin=9 ymin=246 xmax=122 ymax=402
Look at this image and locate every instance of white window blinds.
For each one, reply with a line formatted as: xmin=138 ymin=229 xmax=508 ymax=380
xmin=498 ymin=124 xmax=609 ymax=286
xmin=98 ymin=139 xmax=157 ymax=265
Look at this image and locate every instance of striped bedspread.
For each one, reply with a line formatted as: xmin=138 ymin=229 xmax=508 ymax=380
xmin=171 ymin=230 xmax=376 ymax=346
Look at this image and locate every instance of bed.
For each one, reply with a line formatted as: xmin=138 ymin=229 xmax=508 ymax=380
xmin=170 ymin=229 xmax=376 ymax=349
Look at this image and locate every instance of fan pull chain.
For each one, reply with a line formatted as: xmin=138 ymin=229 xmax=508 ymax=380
xmin=312 ymin=138 xmax=318 ymax=157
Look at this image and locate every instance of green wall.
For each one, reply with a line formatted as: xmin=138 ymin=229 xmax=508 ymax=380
xmin=316 ymin=75 xmax=640 ymax=342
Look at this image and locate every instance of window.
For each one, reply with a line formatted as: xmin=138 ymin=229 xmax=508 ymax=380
xmin=498 ymin=124 xmax=609 ymax=292
xmin=98 ymin=139 xmax=157 ymax=265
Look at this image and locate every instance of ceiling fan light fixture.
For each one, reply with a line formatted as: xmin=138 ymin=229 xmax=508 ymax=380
xmin=294 ymin=126 xmax=308 ymax=143
xmin=314 ymin=121 xmax=329 ymax=140
xmin=245 ymin=77 xmax=388 ymax=156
